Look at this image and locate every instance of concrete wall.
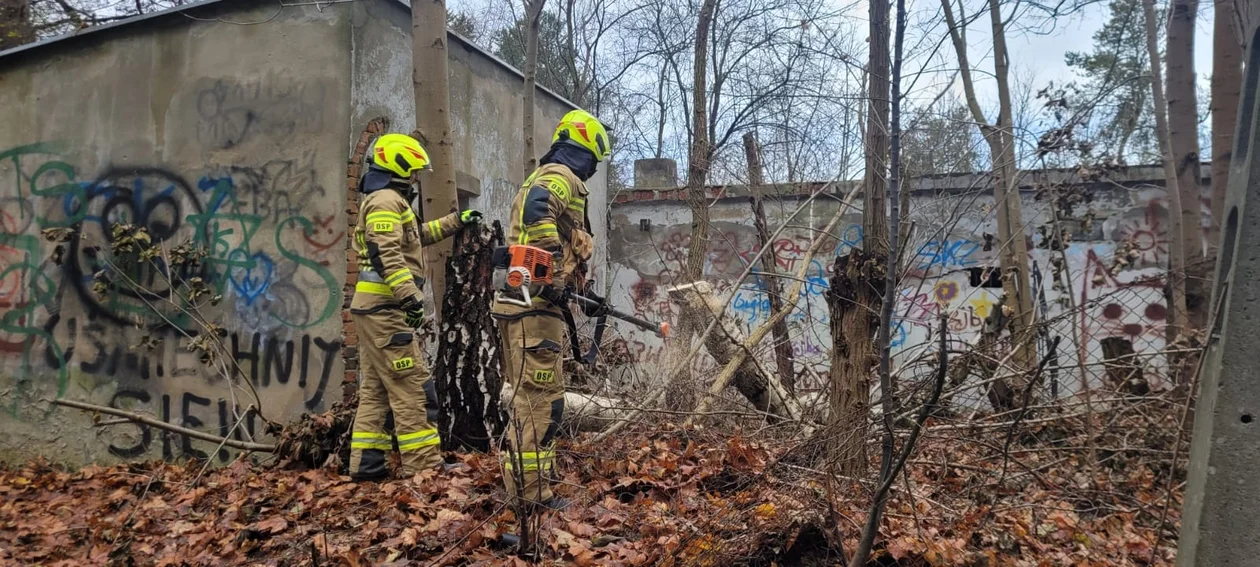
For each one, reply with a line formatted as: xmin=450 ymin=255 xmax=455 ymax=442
xmin=607 ymin=166 xmax=1208 ymax=406
xmin=348 ymin=0 xmax=608 ymax=285
xmin=0 ymin=1 xmax=353 ymax=464
xmin=0 ymin=0 xmax=613 ymax=465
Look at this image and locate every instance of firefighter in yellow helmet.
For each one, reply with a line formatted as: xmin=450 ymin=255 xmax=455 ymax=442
xmin=349 ymin=133 xmax=483 ymax=480
xmin=492 ymin=110 xmax=609 ymax=508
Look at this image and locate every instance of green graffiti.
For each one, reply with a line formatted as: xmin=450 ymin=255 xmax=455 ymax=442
xmin=0 ymin=233 xmax=67 ymax=412
xmin=29 ymin=160 xmax=84 ymax=228
xmin=273 ymin=216 xmax=340 ymax=329
xmin=0 ymin=142 xmax=83 ymax=229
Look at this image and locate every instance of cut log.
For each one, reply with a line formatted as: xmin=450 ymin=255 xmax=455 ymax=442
xmin=434 ymin=222 xmax=507 ymax=452
xmin=498 ymin=383 xmax=630 ymax=433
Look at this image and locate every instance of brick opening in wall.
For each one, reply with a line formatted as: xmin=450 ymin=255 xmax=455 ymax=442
xmin=969 ymin=267 xmax=1003 ymax=288
xmin=343 ymin=116 xmax=392 ymax=401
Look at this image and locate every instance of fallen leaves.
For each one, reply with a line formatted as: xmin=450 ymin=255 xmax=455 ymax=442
xmin=0 ymin=404 xmax=1184 ymax=566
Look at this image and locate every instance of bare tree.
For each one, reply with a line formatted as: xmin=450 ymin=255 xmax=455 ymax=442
xmin=413 ymin=0 xmax=461 ymax=323
xmin=828 ymin=0 xmax=890 ymax=475
xmin=1142 ymin=0 xmax=1189 ymax=345
xmin=1210 ymin=0 xmax=1244 ymax=252
xmin=941 ymin=0 xmax=1038 ymax=403
xmin=683 ymin=0 xmax=718 ymax=283
xmin=1166 ymin=0 xmax=1206 ymax=331
xmin=743 ymin=131 xmax=795 ymax=391
xmin=522 ymin=0 xmax=547 ymax=177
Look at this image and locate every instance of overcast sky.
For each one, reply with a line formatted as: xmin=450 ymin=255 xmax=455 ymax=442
xmin=1008 ymin=1 xmax=1216 ymax=92
xmin=451 ymin=0 xmax=1217 ymax=108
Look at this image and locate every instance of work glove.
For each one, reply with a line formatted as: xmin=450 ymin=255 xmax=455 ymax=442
xmin=400 ymin=295 xmax=425 ymax=329
xmin=459 ymin=209 xmax=483 ymax=225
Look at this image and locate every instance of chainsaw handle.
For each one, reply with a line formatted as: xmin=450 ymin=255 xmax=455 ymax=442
xmin=569 ymin=294 xmax=670 ymax=339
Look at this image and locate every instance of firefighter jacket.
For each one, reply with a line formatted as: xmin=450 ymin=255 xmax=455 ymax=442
xmin=502 ymin=163 xmax=594 ymax=296
xmin=351 ymin=187 xmax=464 ymax=310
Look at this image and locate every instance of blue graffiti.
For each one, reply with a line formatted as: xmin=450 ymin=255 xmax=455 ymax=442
xmin=805 ymin=260 xmax=829 ymax=296
xmin=731 ymin=261 xmax=832 ymax=325
xmin=732 ymin=292 xmax=772 ymax=324
xmin=839 ymin=224 xmax=863 ymax=251
xmin=227 ymin=250 xmax=274 ymax=305
xmin=890 ymin=319 xmax=908 ymax=348
xmin=914 ymin=239 xmax=979 ymax=270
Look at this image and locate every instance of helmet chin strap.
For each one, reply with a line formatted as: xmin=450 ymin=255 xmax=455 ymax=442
xmin=385 ymin=177 xmax=418 ymax=201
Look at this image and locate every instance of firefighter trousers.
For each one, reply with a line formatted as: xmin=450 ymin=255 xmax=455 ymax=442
xmin=349 ymin=306 xmax=442 ymax=479
xmin=495 ymin=307 xmax=566 ymax=504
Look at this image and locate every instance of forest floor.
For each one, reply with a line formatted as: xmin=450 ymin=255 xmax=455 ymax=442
xmin=1 ymin=408 xmax=1183 ymax=566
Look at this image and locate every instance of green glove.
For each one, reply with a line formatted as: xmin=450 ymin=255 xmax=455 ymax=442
xmin=459 ymin=209 xmax=483 ymax=225
xmin=401 ymin=296 xmax=425 ymax=328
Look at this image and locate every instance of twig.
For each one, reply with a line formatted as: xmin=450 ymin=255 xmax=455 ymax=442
xmin=93 ymin=418 xmax=134 ymax=427
xmin=997 ymin=337 xmax=1063 ymax=485
xmin=192 ymin=405 xmax=257 ymax=485
xmin=52 ymin=398 xmax=274 ymax=452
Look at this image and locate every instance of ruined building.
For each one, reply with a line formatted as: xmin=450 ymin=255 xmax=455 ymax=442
xmin=0 ymin=0 xmax=603 ymax=464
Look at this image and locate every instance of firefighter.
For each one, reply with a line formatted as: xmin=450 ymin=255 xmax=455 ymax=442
xmin=349 ymin=133 xmax=483 ymax=480
xmin=492 ymin=110 xmax=609 ymax=508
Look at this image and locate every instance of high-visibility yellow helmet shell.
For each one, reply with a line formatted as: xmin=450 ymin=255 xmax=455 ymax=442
xmin=553 ymin=110 xmax=611 ymax=162
xmin=369 ymin=133 xmax=431 ymax=177
xmin=361 ymin=133 xmax=431 ymax=192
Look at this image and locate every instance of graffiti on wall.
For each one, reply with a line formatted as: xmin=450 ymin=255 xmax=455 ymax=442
xmin=0 ymin=137 xmax=344 ymax=461
xmin=195 ymin=76 xmax=327 ymax=150
xmin=607 ymin=189 xmax=1180 ymax=399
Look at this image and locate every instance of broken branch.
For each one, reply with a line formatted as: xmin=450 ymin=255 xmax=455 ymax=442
xmin=52 ymin=398 xmax=275 ymax=453
xmin=683 ymin=187 xmax=857 ymax=426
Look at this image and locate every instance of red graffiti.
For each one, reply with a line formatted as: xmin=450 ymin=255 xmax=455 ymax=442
xmin=897 ymin=291 xmax=939 ymax=324
xmin=301 ymin=214 xmax=344 ymax=266
xmin=947 ymin=306 xmax=984 ymax=333
xmin=1079 ymin=248 xmax=1166 ymax=345
xmin=1118 ymin=201 xmax=1170 ymax=266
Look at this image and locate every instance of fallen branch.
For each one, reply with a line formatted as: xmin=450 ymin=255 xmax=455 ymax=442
xmin=670 ymin=280 xmax=806 ymax=425
xmin=52 ymin=398 xmax=275 ymax=453
xmin=683 ymin=189 xmax=855 ymax=427
xmin=500 ymin=384 xmax=630 ymax=432
xmin=592 ymin=181 xmax=842 ymax=443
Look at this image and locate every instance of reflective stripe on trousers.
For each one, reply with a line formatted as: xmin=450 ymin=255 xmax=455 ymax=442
xmin=501 ymin=450 xmax=555 ymax=472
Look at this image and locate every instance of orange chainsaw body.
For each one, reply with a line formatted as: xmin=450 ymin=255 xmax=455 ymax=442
xmin=504 ymin=245 xmax=555 ymax=289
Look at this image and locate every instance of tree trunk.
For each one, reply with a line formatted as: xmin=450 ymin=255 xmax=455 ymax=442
xmin=684 ymin=0 xmax=719 ymax=284
xmin=941 ymin=0 xmax=1035 ymax=391
xmin=827 ymin=249 xmax=884 ymax=476
xmin=863 ymin=0 xmax=891 ymax=255
xmin=0 ymin=0 xmax=34 ymax=51
xmin=826 ymin=0 xmax=891 ymax=475
xmin=434 ymin=223 xmax=507 ymax=452
xmin=412 ymin=0 xmax=461 ymax=324
xmin=1210 ymin=0 xmax=1243 ymax=255
xmin=986 ymin=0 xmax=1036 ymax=376
xmin=743 ymin=132 xmax=796 ymax=391
xmin=1143 ymin=0 xmax=1189 ymax=345
xmin=522 ymin=0 xmax=547 ymax=177
xmin=1167 ymin=0 xmax=1207 ymax=329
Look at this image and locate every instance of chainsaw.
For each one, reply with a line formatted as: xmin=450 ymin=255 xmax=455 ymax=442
xmin=492 ymin=244 xmax=670 ymax=364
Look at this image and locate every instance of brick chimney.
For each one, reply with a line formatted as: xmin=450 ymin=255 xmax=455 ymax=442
xmin=633 ymin=158 xmax=678 ymax=188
